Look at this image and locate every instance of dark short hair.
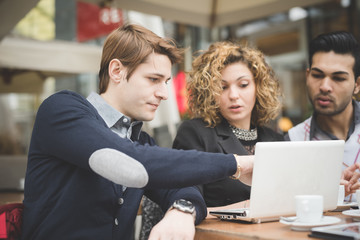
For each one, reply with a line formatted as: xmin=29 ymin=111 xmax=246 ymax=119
xmin=309 ymin=31 xmax=360 ymax=80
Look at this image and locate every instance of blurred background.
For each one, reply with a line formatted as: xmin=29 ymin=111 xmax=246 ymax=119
xmin=0 ymin=0 xmax=360 ymax=192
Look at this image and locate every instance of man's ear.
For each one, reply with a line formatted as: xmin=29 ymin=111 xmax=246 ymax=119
xmin=354 ymin=76 xmax=360 ymax=95
xmin=108 ymin=59 xmax=125 ymax=83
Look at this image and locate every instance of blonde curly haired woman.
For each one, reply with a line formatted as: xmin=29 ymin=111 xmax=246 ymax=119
xmin=173 ymin=41 xmax=284 ymax=207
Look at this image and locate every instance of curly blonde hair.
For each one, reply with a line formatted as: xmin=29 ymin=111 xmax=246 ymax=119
xmin=187 ymin=41 xmax=282 ymax=127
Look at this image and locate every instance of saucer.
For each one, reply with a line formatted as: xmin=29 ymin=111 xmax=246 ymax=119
xmin=279 ymin=216 xmax=341 ymax=231
xmin=342 ymin=209 xmax=360 ymax=221
xmin=332 ymin=202 xmax=358 ymax=211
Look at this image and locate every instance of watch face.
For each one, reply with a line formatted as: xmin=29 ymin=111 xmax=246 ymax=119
xmin=174 ymin=199 xmax=195 ymax=213
xmin=178 ymin=199 xmax=193 ymax=207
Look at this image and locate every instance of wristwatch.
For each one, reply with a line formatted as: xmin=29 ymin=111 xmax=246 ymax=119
xmin=169 ymin=199 xmax=196 ymax=221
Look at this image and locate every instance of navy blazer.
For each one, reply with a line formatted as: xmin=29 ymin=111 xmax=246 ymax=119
xmin=21 ymin=91 xmax=238 ymax=240
xmin=173 ymin=118 xmax=284 ymax=207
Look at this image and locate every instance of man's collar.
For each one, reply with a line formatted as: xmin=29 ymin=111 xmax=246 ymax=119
xmin=87 ymin=92 xmax=129 ymax=128
xmin=353 ymin=100 xmax=360 ymax=125
xmin=310 ymin=99 xmax=359 ymax=140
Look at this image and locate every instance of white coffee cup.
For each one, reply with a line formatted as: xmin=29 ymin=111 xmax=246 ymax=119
xmin=338 ymin=185 xmax=345 ymax=205
xmin=295 ymin=195 xmax=323 ymax=223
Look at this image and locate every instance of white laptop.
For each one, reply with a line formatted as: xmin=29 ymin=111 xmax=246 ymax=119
xmin=210 ymin=140 xmax=345 ymax=223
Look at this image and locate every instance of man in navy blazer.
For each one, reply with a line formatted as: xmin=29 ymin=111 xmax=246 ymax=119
xmin=21 ymin=24 xmax=254 ymax=240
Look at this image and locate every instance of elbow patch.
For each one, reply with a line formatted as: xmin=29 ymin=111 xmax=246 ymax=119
xmin=89 ymin=148 xmax=148 ymax=188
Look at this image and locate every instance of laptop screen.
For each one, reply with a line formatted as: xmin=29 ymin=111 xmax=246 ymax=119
xmin=249 ymin=140 xmax=344 ymax=219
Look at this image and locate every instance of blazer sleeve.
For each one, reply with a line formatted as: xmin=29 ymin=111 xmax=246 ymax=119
xmin=30 ymin=91 xmax=237 ymax=189
xmin=145 ymin=186 xmax=206 ymax=224
xmin=140 ymin=120 xmax=207 ymax=224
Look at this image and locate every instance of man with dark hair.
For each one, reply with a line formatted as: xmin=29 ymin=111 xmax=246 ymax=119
xmin=21 ymin=24 xmax=253 ymax=240
xmin=287 ymin=31 xmax=360 ymax=201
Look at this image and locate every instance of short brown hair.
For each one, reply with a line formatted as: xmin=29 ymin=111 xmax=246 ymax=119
xmin=98 ymin=23 xmax=183 ymax=93
xmin=188 ymin=41 xmax=282 ymax=127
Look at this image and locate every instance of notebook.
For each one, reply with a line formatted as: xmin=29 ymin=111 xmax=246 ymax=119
xmin=310 ymin=222 xmax=360 ymax=239
xmin=210 ymin=140 xmax=345 ymax=223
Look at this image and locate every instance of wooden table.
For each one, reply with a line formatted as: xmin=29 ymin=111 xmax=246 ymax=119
xmin=196 ymin=203 xmax=354 ymax=240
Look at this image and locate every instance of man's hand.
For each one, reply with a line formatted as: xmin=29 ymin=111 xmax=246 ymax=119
xmin=235 ymin=155 xmax=254 ymax=186
xmin=341 ymin=163 xmax=360 ymax=196
xmin=148 ymin=209 xmax=195 ymax=240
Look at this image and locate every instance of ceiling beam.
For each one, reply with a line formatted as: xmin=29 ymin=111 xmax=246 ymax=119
xmin=0 ymin=0 xmax=41 ymax=41
xmin=0 ymin=36 xmax=102 ymax=74
xmin=81 ymin=0 xmax=331 ymax=28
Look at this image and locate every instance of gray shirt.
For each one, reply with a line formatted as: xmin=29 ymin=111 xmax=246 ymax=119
xmin=87 ymin=92 xmax=143 ymax=142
